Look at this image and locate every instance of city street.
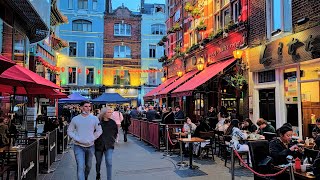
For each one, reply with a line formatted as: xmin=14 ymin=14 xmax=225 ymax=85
xmin=39 ymin=133 xmax=253 ymax=180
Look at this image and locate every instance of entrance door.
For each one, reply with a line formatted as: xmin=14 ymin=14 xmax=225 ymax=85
xmin=259 ymin=89 xmax=276 ymax=128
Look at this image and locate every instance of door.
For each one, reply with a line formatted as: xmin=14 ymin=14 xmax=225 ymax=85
xmin=259 ymin=89 xmax=276 ymax=128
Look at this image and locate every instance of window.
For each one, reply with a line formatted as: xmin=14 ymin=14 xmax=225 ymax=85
xmin=114 ymin=45 xmax=131 ymax=58
xmin=86 ymin=43 xmax=94 ymax=57
xmin=258 ymin=70 xmax=275 ymax=83
xmin=174 ymin=9 xmax=180 ymax=22
xmin=148 ymin=68 xmax=157 ymax=85
xmin=149 ymin=45 xmax=156 ymax=58
xmin=92 ymin=0 xmax=97 ymax=10
xmin=114 ymin=23 xmax=131 ymax=36
xmin=215 ymin=14 xmax=220 ymax=31
xmin=151 ymin=24 xmax=165 ymax=35
xmin=267 ymin=0 xmax=292 ymax=37
xmin=68 ymin=0 xmax=73 ymax=9
xmin=114 ymin=70 xmax=130 ymax=85
xmin=78 ymin=0 xmax=88 ymax=9
xmin=232 ymin=1 xmax=240 ymax=23
xmin=72 ymin=20 xmax=92 ymax=32
xmin=68 ymin=67 xmax=77 ymax=84
xmin=222 ymin=8 xmax=231 ymax=29
xmin=69 ymin=42 xmax=77 ymax=57
xmin=86 ymin=67 xmax=94 ymax=84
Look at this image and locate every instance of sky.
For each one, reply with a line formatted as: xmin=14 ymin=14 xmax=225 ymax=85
xmin=112 ymin=0 xmax=165 ymax=12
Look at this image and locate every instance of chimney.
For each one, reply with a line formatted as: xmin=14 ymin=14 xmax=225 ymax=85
xmin=140 ymin=0 xmax=145 ymax=13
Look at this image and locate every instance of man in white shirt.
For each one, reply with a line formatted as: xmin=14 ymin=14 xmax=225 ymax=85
xmin=68 ymin=101 xmax=102 ymax=180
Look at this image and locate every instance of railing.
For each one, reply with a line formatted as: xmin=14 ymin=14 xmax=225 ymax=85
xmin=18 ymin=140 xmax=39 ymax=180
xmin=48 ymin=129 xmax=57 ymax=166
xmin=132 ymin=120 xmax=141 ymax=138
xmin=140 ymin=121 xmax=149 ymax=142
xmin=148 ymin=122 xmax=160 ymax=150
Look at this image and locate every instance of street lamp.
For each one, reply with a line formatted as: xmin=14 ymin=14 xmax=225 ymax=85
xmin=177 ymin=70 xmax=183 ymax=77
xmin=233 ymin=49 xmax=243 ymax=60
xmin=161 ymin=76 xmax=166 ymax=82
xmin=196 ymin=57 xmax=205 ymax=71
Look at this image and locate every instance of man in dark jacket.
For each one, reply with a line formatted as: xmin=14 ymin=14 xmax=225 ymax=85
xmin=146 ymin=106 xmax=157 ymax=121
xmin=129 ymin=107 xmax=139 ymax=119
xmin=174 ymin=106 xmax=184 ymax=120
xmin=95 ymin=107 xmax=118 ymax=180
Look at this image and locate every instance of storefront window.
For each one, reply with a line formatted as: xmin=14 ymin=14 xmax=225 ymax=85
xmin=300 ymin=60 xmax=320 ymax=81
xmin=194 ymin=93 xmax=204 ymax=116
xmin=13 ymin=30 xmax=26 ymax=64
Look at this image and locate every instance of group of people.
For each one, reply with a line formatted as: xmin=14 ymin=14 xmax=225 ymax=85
xmin=67 ymin=101 xmax=131 ymax=180
xmin=0 ymin=116 xmax=18 ymax=147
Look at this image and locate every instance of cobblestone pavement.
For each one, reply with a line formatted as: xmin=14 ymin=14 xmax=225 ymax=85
xmin=39 ymin=133 xmax=254 ymax=180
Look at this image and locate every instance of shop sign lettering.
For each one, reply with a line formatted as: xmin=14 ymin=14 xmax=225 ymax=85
xmin=208 ymin=41 xmax=242 ymax=59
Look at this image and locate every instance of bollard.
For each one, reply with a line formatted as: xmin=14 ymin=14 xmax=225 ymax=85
xmin=286 ymin=155 xmax=295 ymax=180
xmin=163 ymin=125 xmax=171 ymax=157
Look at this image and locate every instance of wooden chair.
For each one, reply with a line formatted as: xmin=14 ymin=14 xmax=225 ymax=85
xmin=248 ymin=140 xmax=271 ymax=180
xmin=199 ymin=131 xmax=215 ymax=160
xmin=304 ymin=148 xmax=319 ymax=164
xmin=223 ymin=135 xmax=250 ymax=167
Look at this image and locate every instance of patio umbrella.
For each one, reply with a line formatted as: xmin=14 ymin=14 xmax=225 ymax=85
xmin=0 ymin=55 xmax=16 ymax=75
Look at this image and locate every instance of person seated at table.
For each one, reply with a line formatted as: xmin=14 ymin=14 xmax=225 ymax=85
xmin=222 ymin=119 xmax=231 ymax=134
xmin=146 ymin=105 xmax=157 ymax=121
xmin=183 ymin=117 xmax=197 ymax=134
xmin=241 ymin=118 xmax=257 ymax=133
xmin=215 ymin=112 xmax=227 ymax=132
xmin=0 ymin=117 xmax=9 ymax=146
xmin=4 ymin=116 xmax=18 ymax=143
xmin=312 ymin=118 xmax=320 ymax=139
xmin=313 ymin=136 xmax=320 ymax=150
xmin=225 ymin=119 xmax=251 ymax=165
xmin=269 ymin=125 xmax=303 ymax=165
xmin=256 ymin=118 xmax=275 ymax=135
xmin=162 ymin=107 xmax=175 ymax=124
xmin=174 ymin=106 xmax=184 ymax=120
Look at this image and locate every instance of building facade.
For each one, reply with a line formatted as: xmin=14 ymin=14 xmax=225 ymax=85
xmin=103 ymin=4 xmax=142 ymax=106
xmin=145 ymin=0 xmax=249 ymax=121
xmin=58 ymin=0 xmax=105 ymax=99
xmin=247 ymin=0 xmax=320 ymax=138
xmin=140 ymin=3 xmax=166 ymax=105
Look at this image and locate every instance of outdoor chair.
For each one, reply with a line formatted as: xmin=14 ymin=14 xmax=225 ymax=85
xmin=223 ymin=135 xmax=250 ymax=167
xmin=263 ymin=132 xmax=277 ymax=141
xmin=213 ymin=130 xmax=224 ymax=156
xmin=198 ymin=131 xmax=215 ymax=160
xmin=304 ymin=148 xmax=319 ymax=164
xmin=248 ymin=140 xmax=271 ymax=180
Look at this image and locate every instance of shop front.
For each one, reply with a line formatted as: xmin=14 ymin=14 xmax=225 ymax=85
xmin=249 ymin=25 xmax=320 ymax=138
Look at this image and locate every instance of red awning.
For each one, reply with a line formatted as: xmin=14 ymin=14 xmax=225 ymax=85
xmin=0 ymin=55 xmax=15 ymax=75
xmin=156 ymin=70 xmax=198 ymax=98
xmin=143 ymin=76 xmax=179 ymax=100
xmin=172 ymin=59 xmax=236 ymax=97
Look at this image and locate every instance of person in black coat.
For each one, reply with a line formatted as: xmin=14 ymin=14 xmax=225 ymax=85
xmin=174 ymin=106 xmax=184 ymax=119
xmin=121 ymin=110 xmax=131 ymax=142
xmin=95 ymin=107 xmax=118 ymax=180
xmin=162 ymin=107 xmax=175 ymax=124
xmin=269 ymin=125 xmax=303 ymax=165
xmin=241 ymin=118 xmax=257 ymax=133
xmin=146 ymin=106 xmax=157 ymax=121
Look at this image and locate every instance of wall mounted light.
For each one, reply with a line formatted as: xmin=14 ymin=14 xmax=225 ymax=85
xmin=161 ymin=76 xmax=166 ymax=82
xmin=233 ymin=49 xmax=243 ymax=60
xmin=177 ymin=70 xmax=183 ymax=77
xmin=196 ymin=57 xmax=205 ymax=71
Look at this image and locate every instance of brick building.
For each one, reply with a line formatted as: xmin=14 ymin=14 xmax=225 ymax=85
xmin=103 ymin=4 xmax=142 ymax=106
xmin=246 ymin=0 xmax=320 ymax=137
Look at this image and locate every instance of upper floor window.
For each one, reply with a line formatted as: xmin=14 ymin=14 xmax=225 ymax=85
xmin=151 ymin=24 xmax=165 ymax=35
xmin=114 ymin=23 xmax=131 ymax=36
xmin=86 ymin=67 xmax=94 ymax=84
xmin=68 ymin=0 xmax=73 ymax=9
xmin=267 ymin=0 xmax=292 ymax=38
xmin=148 ymin=68 xmax=157 ymax=85
xmin=114 ymin=45 xmax=131 ymax=58
xmin=86 ymin=43 xmax=94 ymax=57
xmin=78 ymin=0 xmax=88 ymax=9
xmin=232 ymin=1 xmax=240 ymax=23
xmin=72 ymin=20 xmax=92 ymax=32
xmin=69 ymin=42 xmax=77 ymax=57
xmin=68 ymin=67 xmax=77 ymax=84
xmin=92 ymin=0 xmax=97 ymax=10
xmin=114 ymin=70 xmax=130 ymax=86
xmin=214 ymin=0 xmax=240 ymax=32
xmin=149 ymin=45 xmax=156 ymax=58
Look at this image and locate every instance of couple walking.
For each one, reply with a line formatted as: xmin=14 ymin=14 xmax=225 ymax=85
xmin=67 ymin=101 xmax=118 ymax=180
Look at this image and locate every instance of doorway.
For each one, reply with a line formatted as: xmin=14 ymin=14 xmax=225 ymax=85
xmin=259 ymin=89 xmax=276 ymax=128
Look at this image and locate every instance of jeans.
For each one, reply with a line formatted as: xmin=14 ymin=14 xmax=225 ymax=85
xmin=95 ymin=148 xmax=114 ymax=180
xmin=73 ymin=145 xmax=95 ymax=180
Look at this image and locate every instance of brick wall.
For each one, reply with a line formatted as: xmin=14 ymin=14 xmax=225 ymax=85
xmin=248 ymin=0 xmax=266 ymax=46
xmin=292 ymin=0 xmax=320 ymax=33
xmin=104 ymin=7 xmax=141 ymax=61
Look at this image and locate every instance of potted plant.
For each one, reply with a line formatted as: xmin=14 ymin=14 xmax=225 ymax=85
xmin=224 ymin=73 xmax=247 ymax=91
xmin=172 ymin=23 xmax=182 ymax=32
xmin=196 ymin=20 xmax=207 ymax=32
xmin=174 ymin=45 xmax=181 ymax=53
xmin=184 ymin=2 xmax=193 ymax=12
xmin=158 ymin=40 xmax=164 ymax=46
xmin=191 ymin=7 xmax=201 ymax=19
xmin=161 ymin=36 xmax=168 ymax=42
xmin=158 ymin=55 xmax=168 ymax=62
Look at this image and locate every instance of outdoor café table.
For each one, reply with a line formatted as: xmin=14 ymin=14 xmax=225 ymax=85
xmin=274 ymin=165 xmax=316 ymax=179
xmin=177 ymin=137 xmax=205 ymax=169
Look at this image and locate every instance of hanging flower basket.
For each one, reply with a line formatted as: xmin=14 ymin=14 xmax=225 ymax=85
xmin=224 ymin=73 xmax=247 ymax=91
xmin=161 ymin=36 xmax=168 ymax=42
xmin=184 ymin=2 xmax=193 ymax=12
xmin=191 ymin=8 xmax=201 ymax=19
xmin=172 ymin=23 xmax=182 ymax=32
xmin=196 ymin=20 xmax=207 ymax=32
xmin=158 ymin=40 xmax=165 ymax=46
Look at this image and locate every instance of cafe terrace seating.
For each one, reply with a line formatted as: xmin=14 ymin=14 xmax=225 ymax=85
xmin=248 ymin=140 xmax=270 ymax=180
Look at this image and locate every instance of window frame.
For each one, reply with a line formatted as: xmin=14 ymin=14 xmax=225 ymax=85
xmin=114 ymin=70 xmax=130 ymax=86
xmin=72 ymin=20 xmax=92 ymax=32
xmin=114 ymin=23 xmax=132 ymax=36
xmin=92 ymin=0 xmax=98 ymax=10
xmin=78 ymin=0 xmax=88 ymax=9
xmin=149 ymin=44 xmax=156 ymax=58
xmin=86 ymin=42 xmax=95 ymax=57
xmin=69 ymin=42 xmax=77 ymax=57
xmin=68 ymin=67 xmax=77 ymax=85
xmin=85 ymin=66 xmax=95 ymax=85
xmin=151 ymin=24 xmax=165 ymax=35
xmin=68 ymin=0 xmax=73 ymax=9
xmin=148 ymin=67 xmax=158 ymax=85
xmin=113 ymin=45 xmax=131 ymax=58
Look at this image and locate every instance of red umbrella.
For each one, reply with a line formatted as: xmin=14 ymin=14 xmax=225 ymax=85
xmin=0 ymin=55 xmax=16 ymax=75
xmin=0 ymin=64 xmax=62 ymax=94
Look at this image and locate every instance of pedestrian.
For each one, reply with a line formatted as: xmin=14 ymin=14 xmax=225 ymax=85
xmin=95 ymin=107 xmax=118 ymax=180
xmin=121 ymin=108 xmax=131 ymax=142
xmin=67 ymin=101 xmax=102 ymax=180
xmin=111 ymin=107 xmax=123 ymax=143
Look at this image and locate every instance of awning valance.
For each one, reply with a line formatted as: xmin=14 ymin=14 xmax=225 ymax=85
xmin=143 ymin=76 xmax=179 ymax=100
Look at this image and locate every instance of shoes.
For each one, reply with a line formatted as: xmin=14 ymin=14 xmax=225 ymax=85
xmin=96 ymin=173 xmax=101 ymax=180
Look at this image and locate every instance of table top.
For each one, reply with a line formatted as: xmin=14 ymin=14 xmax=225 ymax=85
xmin=0 ymin=145 xmax=24 ymax=153
xmin=173 ymin=132 xmax=187 ymax=137
xmin=177 ymin=137 xmax=205 ymax=143
xmin=274 ymin=166 xmax=316 ymax=179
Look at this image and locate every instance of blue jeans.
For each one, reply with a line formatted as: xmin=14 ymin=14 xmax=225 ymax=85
xmin=95 ymin=148 xmax=114 ymax=180
xmin=73 ymin=145 xmax=95 ymax=180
